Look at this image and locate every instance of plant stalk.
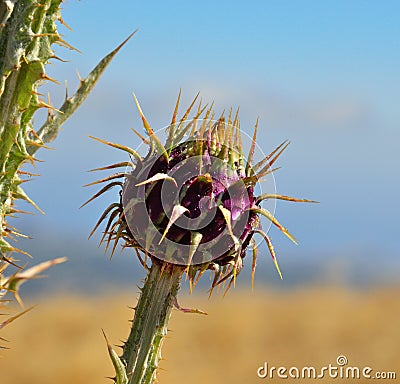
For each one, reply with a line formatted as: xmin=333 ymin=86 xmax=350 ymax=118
xmin=122 ymin=262 xmax=183 ymax=384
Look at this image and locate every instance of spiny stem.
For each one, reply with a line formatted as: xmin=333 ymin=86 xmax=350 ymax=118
xmin=122 ymin=263 xmax=183 ymax=384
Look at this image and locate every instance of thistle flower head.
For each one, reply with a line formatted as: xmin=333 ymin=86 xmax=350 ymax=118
xmin=85 ymin=93 xmax=314 ymax=292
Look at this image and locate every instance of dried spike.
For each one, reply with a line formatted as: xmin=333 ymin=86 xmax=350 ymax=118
xmin=246 ymin=118 xmax=259 ymax=176
xmin=3 ymin=228 xmax=30 ymax=239
xmin=254 ymin=229 xmax=283 ymax=280
xmin=46 ymin=92 xmax=54 ymax=119
xmin=233 ymin=107 xmax=240 ymax=145
xmin=58 ymin=16 xmax=73 ymax=31
xmin=218 ymin=206 xmax=238 ymax=244
xmin=254 ymin=166 xmax=282 ymax=180
xmin=197 ymin=102 xmax=214 ymax=158
xmin=17 ymin=170 xmax=40 ymax=177
xmin=190 ymin=99 xmax=203 ymax=137
xmin=76 ymin=69 xmax=83 ymax=82
xmin=256 ymin=194 xmax=319 ymax=205
xmin=208 ymin=264 xmax=221 ymax=296
xmin=33 ymin=32 xmax=59 ymax=38
xmin=253 ymin=140 xmax=289 ymax=172
xmin=215 ymin=267 xmax=234 ymax=287
xmin=80 ymin=181 xmax=123 ymax=208
xmin=172 ymin=296 xmax=207 ymax=315
xmin=174 ymin=103 xmax=208 ymax=144
xmin=89 ymin=203 xmax=120 ymax=239
xmin=131 ymin=128 xmax=150 ymax=145
xmin=256 ymin=141 xmax=290 ymax=177
xmin=171 ymin=88 xmax=182 ymax=125
xmin=28 ymin=128 xmax=46 ymax=146
xmin=110 ymin=224 xmax=125 ymax=258
xmin=113 ymin=29 xmax=138 ymax=54
xmin=165 ymin=89 xmax=182 ymax=151
xmin=223 ymin=277 xmax=235 ymax=297
xmin=251 ymin=239 xmax=257 ymax=291
xmin=193 ymin=262 xmax=210 ymax=288
xmin=133 ymin=94 xmax=168 ymax=161
xmin=178 ymin=92 xmax=200 ymax=125
xmin=0 ymin=306 xmax=34 ymax=331
xmin=40 ymin=73 xmax=61 ymax=85
xmin=136 ymin=173 xmax=178 ymax=188
xmin=38 ymin=99 xmax=63 ymax=114
xmin=186 ymin=232 xmax=203 ymax=271
xmin=22 ymin=140 xmax=43 ymax=149
xmin=50 ymin=55 xmax=68 ymax=63
xmin=84 ymin=173 xmax=127 ymax=187
xmin=88 ymin=161 xmax=133 ymax=172
xmin=0 ymin=255 xmax=23 ymax=269
xmin=64 ymin=80 xmax=69 ymax=100
xmin=135 ymin=254 xmax=150 ymax=272
xmin=188 ymin=267 xmax=196 ymax=293
xmin=100 ymin=209 xmax=123 ymax=247
xmin=250 ymin=207 xmax=297 ymax=245
xmin=7 ymin=208 xmax=34 ymax=216
xmin=159 ymin=205 xmax=189 ymax=244
xmin=232 ymin=251 xmax=244 ymax=288
xmin=88 ymin=136 xmax=142 ymax=162
xmin=55 ymin=36 xmax=82 ymax=53
xmin=13 ymin=186 xmax=45 ymax=214
xmin=228 ymin=107 xmax=233 ymax=126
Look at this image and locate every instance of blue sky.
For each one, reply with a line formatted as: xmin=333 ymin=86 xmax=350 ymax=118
xmin=15 ymin=0 xmax=400 ymax=292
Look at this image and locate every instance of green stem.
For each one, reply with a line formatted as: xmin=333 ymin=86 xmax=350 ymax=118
xmin=122 ymin=263 xmax=183 ymax=384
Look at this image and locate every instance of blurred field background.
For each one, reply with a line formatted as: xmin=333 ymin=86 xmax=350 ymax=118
xmin=1 ymin=287 xmax=399 ymax=383
xmin=1 ymin=0 xmax=400 ymax=383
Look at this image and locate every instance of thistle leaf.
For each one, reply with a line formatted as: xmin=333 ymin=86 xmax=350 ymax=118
xmin=28 ymin=31 xmax=138 ymax=155
xmin=102 ymin=329 xmax=128 ymax=384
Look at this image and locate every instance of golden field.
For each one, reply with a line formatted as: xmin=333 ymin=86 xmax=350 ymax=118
xmin=1 ymin=286 xmax=399 ymax=384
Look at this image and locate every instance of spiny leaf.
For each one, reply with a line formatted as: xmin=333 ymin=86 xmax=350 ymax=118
xmin=28 ymin=31 xmax=137 ymax=155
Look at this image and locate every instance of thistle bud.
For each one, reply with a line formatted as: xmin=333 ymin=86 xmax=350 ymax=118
xmin=86 ymin=93 xmax=315 ymax=293
xmin=86 ymin=92 xmax=316 ymax=384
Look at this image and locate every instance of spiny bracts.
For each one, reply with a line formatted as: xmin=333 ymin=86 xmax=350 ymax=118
xmin=85 ymin=92 xmax=315 ymax=293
